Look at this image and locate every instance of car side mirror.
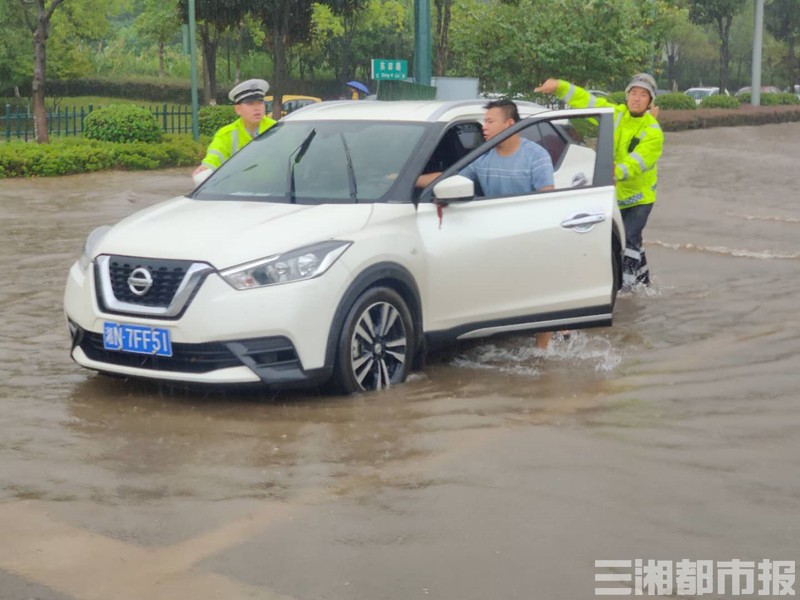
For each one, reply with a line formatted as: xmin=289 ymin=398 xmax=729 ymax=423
xmin=433 ymin=175 xmax=475 ymax=202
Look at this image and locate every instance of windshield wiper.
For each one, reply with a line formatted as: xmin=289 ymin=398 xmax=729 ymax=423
xmin=286 ymin=128 xmax=316 ymax=204
xmin=339 ymin=132 xmax=358 ymax=203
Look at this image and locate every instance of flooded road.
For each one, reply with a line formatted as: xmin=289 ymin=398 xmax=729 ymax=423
xmin=1 ymin=123 xmax=799 ymax=599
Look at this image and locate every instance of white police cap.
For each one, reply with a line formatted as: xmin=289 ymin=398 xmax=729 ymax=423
xmin=229 ymin=79 xmax=270 ymax=104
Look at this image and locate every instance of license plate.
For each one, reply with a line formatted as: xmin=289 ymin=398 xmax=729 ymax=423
xmin=103 ymin=322 xmax=173 ymax=357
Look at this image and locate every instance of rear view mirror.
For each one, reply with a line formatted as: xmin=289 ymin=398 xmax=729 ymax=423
xmin=433 ymin=175 xmax=475 ymax=202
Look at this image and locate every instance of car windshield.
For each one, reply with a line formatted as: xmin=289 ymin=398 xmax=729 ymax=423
xmin=193 ymin=120 xmax=427 ymax=204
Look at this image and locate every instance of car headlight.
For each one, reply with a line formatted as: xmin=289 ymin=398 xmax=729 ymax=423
xmin=220 ymin=240 xmax=352 ymax=290
xmin=77 ymin=225 xmax=112 ymax=272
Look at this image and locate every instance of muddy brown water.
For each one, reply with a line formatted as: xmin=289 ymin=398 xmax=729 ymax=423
xmin=1 ymin=124 xmax=799 ymax=599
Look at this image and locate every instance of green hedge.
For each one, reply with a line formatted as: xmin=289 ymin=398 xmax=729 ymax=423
xmin=84 ymin=105 xmax=163 ymax=143
xmin=0 ymin=134 xmax=205 ymax=178
xmin=736 ymin=92 xmax=800 ymax=106
xmin=699 ymin=95 xmax=740 ymax=109
xmin=654 ymin=93 xmax=696 ymax=110
xmin=658 ymin=105 xmax=800 ymax=131
xmin=608 ymin=91 xmax=626 ymax=105
xmin=198 ymin=105 xmax=237 ymax=136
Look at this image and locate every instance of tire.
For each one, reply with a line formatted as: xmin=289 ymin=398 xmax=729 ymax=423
xmin=332 ymin=287 xmax=414 ymax=394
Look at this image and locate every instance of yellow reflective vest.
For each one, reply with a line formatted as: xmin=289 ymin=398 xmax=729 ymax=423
xmin=555 ymin=80 xmax=663 ymax=209
xmin=201 ymin=116 xmax=276 ymax=171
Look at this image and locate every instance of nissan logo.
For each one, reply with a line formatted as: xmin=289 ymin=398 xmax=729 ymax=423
xmin=127 ymin=267 xmax=154 ymax=296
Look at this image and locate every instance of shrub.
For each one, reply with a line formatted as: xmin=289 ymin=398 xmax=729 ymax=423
xmin=700 ymin=95 xmax=740 ymax=109
xmin=0 ymin=134 xmax=204 ymax=178
xmin=84 ymin=104 xmax=162 ymax=143
xmin=654 ymin=93 xmax=696 ymax=110
xmin=608 ymin=91 xmax=626 ymax=105
xmin=198 ymin=105 xmax=238 ymax=136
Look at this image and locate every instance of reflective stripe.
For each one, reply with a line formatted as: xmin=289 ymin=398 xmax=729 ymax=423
xmin=619 ymin=164 xmax=630 ymax=180
xmin=232 ymin=130 xmax=239 ymax=154
xmin=618 ymin=192 xmax=644 ymax=207
xmin=587 ymin=95 xmax=596 ymax=108
xmin=201 ymin=161 xmax=217 ymax=169
xmin=615 ymin=112 xmax=624 ymax=129
xmin=630 ymin=151 xmax=647 ymax=171
xmin=624 ymin=248 xmax=641 ymax=260
xmin=208 ymin=149 xmax=226 ymax=160
xmin=564 ymin=83 xmax=576 ymax=103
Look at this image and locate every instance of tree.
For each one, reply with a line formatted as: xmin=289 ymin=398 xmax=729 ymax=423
xmin=765 ymin=0 xmax=800 ymax=86
xmin=688 ymin=0 xmax=747 ymax=94
xmin=250 ymin=0 xmax=316 ymax=118
xmin=133 ymin=0 xmax=181 ymax=78
xmin=17 ymin=0 xmax=66 ymax=143
xmin=450 ymin=0 xmax=652 ymax=95
xmin=0 ymin=1 xmax=31 ymax=96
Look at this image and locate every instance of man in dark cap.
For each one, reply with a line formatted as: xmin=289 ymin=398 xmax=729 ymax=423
xmin=193 ymin=79 xmax=276 ymax=181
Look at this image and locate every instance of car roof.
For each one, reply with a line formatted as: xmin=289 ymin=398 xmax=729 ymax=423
xmin=281 ymin=99 xmax=550 ymax=123
xmin=685 ymin=87 xmax=718 ymax=92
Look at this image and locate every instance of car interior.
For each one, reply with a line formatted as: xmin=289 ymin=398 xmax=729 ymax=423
xmin=420 ymin=118 xmax=592 ymax=198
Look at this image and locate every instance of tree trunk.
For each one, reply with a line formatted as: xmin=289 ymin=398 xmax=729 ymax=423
xmin=434 ymin=0 xmax=452 ymax=76
xmin=715 ymin=15 xmax=733 ymax=94
xmin=199 ymin=23 xmax=218 ymax=105
xmin=267 ymin=11 xmax=290 ymax=120
xmin=235 ymin=24 xmax=243 ymax=84
xmin=158 ymin=41 xmax=166 ymax=78
xmin=29 ymin=0 xmax=64 ymax=144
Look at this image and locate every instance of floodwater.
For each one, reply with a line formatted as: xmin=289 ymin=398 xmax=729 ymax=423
xmin=1 ymin=123 xmax=799 ymax=600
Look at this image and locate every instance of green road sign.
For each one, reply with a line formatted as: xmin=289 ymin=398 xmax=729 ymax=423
xmin=371 ymin=59 xmax=408 ymax=81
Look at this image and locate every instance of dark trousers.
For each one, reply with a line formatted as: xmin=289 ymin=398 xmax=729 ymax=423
xmin=621 ymin=203 xmax=653 ymax=288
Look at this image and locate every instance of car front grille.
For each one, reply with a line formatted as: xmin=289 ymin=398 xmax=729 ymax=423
xmin=94 ymin=255 xmax=213 ymax=318
xmin=107 ymin=257 xmax=188 ymax=306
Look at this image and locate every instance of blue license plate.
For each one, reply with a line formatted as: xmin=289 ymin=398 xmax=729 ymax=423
xmin=103 ymin=322 xmax=173 ymax=357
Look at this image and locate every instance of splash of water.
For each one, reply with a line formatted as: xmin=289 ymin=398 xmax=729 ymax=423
xmin=452 ymin=331 xmax=622 ymax=376
xmin=648 ymin=240 xmax=800 ymax=260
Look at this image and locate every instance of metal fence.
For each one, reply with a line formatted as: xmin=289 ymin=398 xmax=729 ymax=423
xmin=2 ymin=104 xmax=193 ymax=142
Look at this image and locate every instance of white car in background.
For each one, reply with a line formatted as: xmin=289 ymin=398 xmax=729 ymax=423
xmin=64 ymin=99 xmax=624 ymax=393
xmin=684 ymin=87 xmax=722 ymax=104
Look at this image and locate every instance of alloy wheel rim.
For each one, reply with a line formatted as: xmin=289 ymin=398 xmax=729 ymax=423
xmin=350 ymin=301 xmax=407 ymax=391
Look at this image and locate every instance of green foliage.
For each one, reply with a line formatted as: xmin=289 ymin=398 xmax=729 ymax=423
xmin=0 ymin=134 xmax=204 ymax=178
xmin=450 ymin=0 xmax=652 ymax=97
xmin=198 ymin=105 xmax=237 ymax=136
xmin=654 ymin=93 xmax=697 ymax=110
xmin=84 ymin=105 xmax=163 ymax=143
xmin=737 ymin=92 xmax=800 ymax=106
xmin=608 ymin=92 xmax=627 ymax=105
xmin=699 ymin=95 xmax=740 ymax=109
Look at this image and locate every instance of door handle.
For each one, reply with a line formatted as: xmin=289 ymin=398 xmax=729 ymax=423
xmin=561 ymin=213 xmax=605 ymax=233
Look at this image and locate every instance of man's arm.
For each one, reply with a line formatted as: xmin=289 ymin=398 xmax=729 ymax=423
xmin=415 ymin=171 xmax=442 ymax=188
xmin=535 ymin=79 xmax=616 ymax=110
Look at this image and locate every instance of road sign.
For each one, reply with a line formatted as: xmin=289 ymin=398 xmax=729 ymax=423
xmin=371 ymin=59 xmax=408 ymax=81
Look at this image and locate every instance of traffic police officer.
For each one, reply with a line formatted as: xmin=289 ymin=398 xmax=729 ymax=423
xmin=193 ymin=79 xmax=277 ymax=182
xmin=535 ymin=74 xmax=664 ymax=289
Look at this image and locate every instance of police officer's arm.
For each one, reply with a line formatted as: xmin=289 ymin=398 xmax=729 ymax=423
xmin=534 ymin=79 xmax=617 ymax=110
xmin=196 ymin=129 xmax=231 ymax=173
xmin=615 ymin=122 xmax=664 ymax=183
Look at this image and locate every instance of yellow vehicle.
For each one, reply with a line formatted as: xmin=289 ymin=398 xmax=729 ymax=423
xmin=264 ymin=95 xmax=321 ymax=117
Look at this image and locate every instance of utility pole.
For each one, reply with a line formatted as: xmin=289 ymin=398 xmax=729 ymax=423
xmin=414 ymin=0 xmax=432 ymax=86
xmin=751 ymin=0 xmax=764 ymax=107
xmin=188 ymin=0 xmax=199 ymax=141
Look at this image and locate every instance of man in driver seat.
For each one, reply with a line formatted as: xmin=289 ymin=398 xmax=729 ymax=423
xmin=417 ymin=99 xmax=556 ymax=349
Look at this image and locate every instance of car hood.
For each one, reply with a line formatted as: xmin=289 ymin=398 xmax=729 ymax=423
xmin=96 ymin=197 xmax=375 ymax=269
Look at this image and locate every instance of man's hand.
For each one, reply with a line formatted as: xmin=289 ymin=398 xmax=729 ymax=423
xmin=534 ymin=79 xmax=559 ymax=95
xmin=193 ymin=165 xmax=209 ymax=176
xmin=649 ymin=105 xmax=660 ymax=120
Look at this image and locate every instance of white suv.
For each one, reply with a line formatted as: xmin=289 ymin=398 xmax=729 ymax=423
xmin=64 ymin=100 xmax=623 ymax=393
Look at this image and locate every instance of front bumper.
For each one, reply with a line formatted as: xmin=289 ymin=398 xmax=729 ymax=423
xmin=64 ymin=256 xmax=351 ymax=387
xmin=68 ymin=322 xmax=331 ymax=387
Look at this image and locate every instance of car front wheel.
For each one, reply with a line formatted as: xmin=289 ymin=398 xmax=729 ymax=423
xmin=332 ymin=287 xmax=413 ymax=394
